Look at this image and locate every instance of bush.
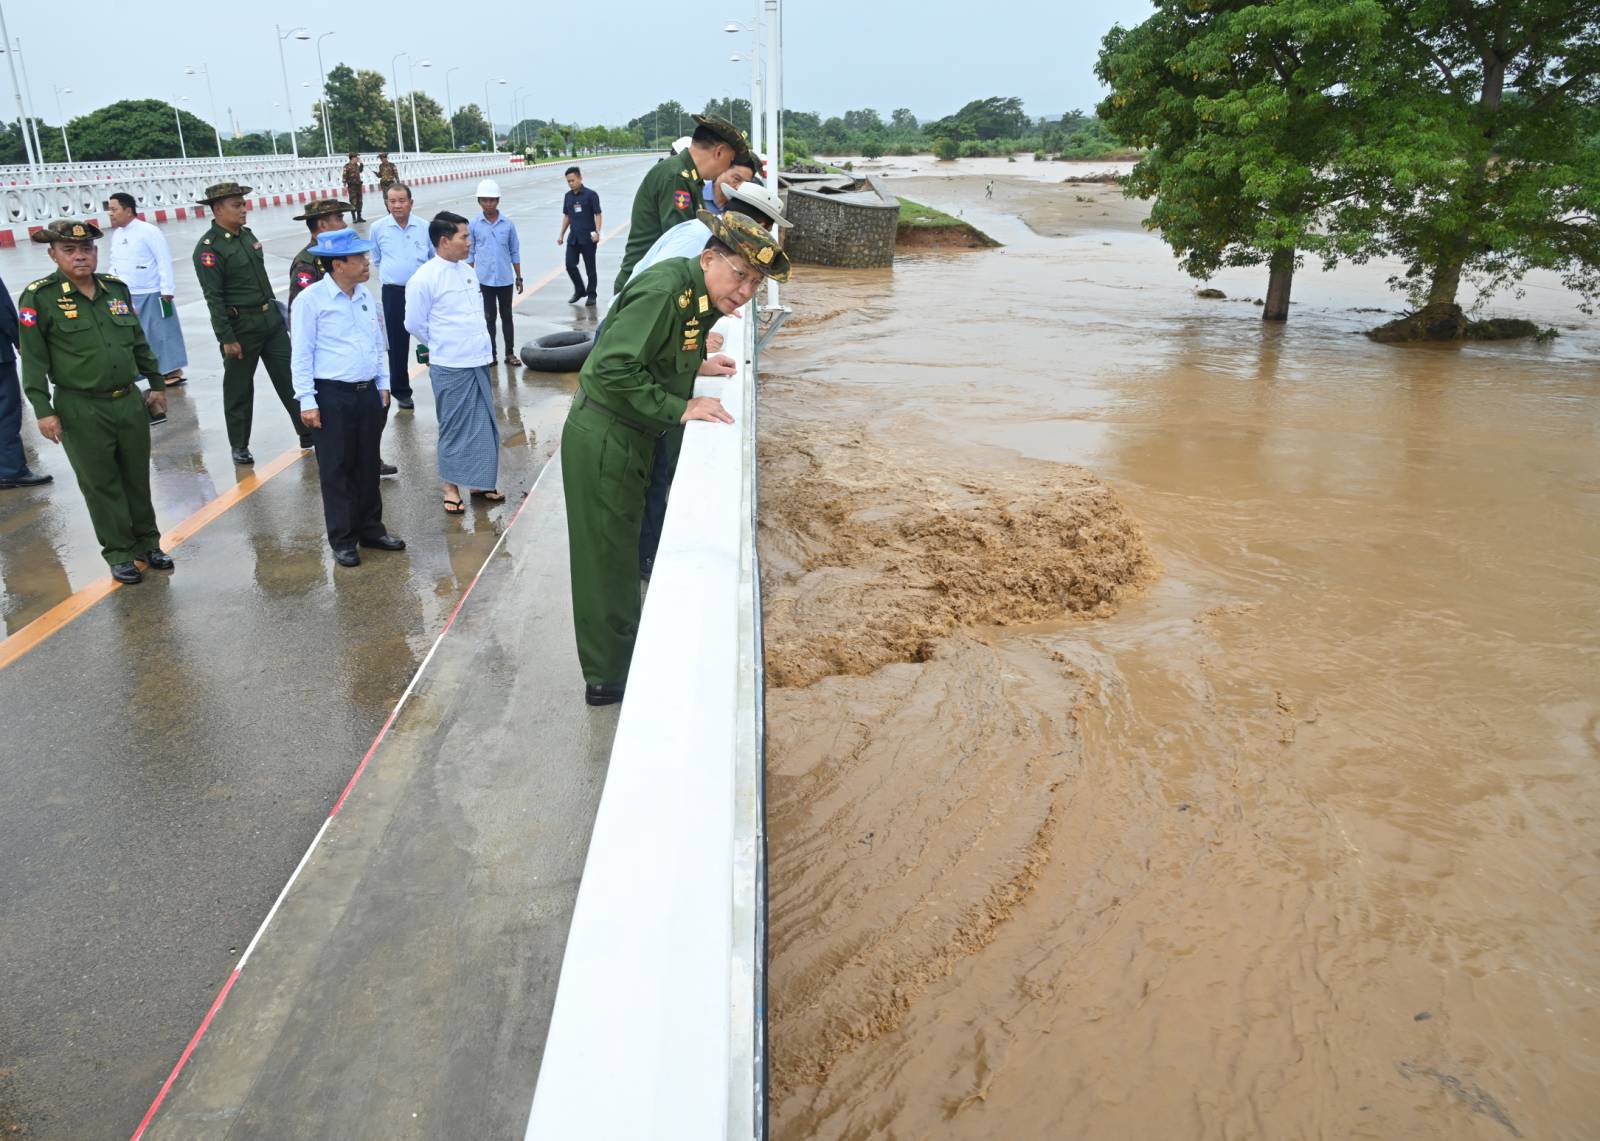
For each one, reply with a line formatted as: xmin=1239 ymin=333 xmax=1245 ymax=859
xmin=959 ymin=139 xmax=987 ymax=158
xmin=862 ymin=137 xmax=884 ymax=159
xmin=894 ymin=143 xmax=917 ymax=156
xmin=1033 ymin=150 xmax=1047 ymax=160
xmin=1006 ymin=154 xmax=1017 ymax=162
xmin=932 ymin=136 xmax=959 ymax=161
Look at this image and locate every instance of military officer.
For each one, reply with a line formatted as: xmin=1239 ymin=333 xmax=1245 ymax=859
xmin=377 ymin=153 xmax=399 ymax=198
xmin=342 ymin=152 xmax=366 ymax=222
xmin=193 ymin=181 xmax=309 ymax=465
xmin=563 ymin=211 xmax=789 ymax=706
xmin=288 ymin=199 xmax=351 ymax=306
xmin=18 ymin=219 xmax=173 ymax=585
xmin=613 ymin=115 xmax=750 ymax=294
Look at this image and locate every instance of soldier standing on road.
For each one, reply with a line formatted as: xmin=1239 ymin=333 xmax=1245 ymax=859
xmin=342 ymin=152 xmax=366 ymax=222
xmin=193 ymin=181 xmax=311 ymax=465
xmin=562 ymin=211 xmax=789 ymax=706
xmin=17 ymin=220 xmax=173 ymax=585
xmin=613 ymin=114 xmax=749 ymax=295
xmin=377 ymin=153 xmax=399 ymax=199
xmin=287 ymin=199 xmax=352 ymax=307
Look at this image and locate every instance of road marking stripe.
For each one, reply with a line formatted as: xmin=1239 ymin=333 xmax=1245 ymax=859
xmin=0 ymin=221 xmax=629 ymax=675
xmin=128 ymin=461 xmax=549 ymax=1141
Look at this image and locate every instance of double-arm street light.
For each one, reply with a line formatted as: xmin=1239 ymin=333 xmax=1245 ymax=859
xmin=275 ymin=24 xmax=311 ymax=160
xmin=316 ymin=32 xmax=335 ymax=156
xmin=484 ymin=77 xmax=507 ymax=151
xmin=51 ymin=83 xmax=70 ymax=164
xmin=445 ymin=66 xmax=462 ymax=150
xmin=183 ymin=64 xmax=224 ymax=158
xmin=409 ymin=56 xmax=431 ymax=153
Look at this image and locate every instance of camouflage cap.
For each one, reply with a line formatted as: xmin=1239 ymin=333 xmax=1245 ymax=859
xmin=698 ymin=208 xmax=790 ymax=282
xmin=31 ymin=217 xmax=103 ymax=244
xmin=347 ymin=150 xmax=358 ymax=158
xmin=691 ymin=114 xmax=750 ymax=154
xmin=293 ymin=198 xmax=352 ymax=221
xmin=197 ymin=181 xmax=252 ymax=204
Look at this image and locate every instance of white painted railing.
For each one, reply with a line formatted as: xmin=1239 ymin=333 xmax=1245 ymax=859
xmin=526 ymin=308 xmax=765 ymax=1140
xmin=0 ymin=152 xmax=515 ymax=225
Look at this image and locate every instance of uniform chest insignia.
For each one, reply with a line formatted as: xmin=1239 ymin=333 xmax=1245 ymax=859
xmin=296 ymin=271 xmax=314 ymax=288
xmin=61 ymin=282 xmax=71 ymax=293
xmin=64 ymin=311 xmax=79 ymax=319
xmin=55 ymin=296 xmax=76 ymax=310
xmin=200 ymin=252 xmax=218 ymax=267
xmin=697 ymin=296 xmax=710 ymax=314
xmin=18 ymin=307 xmax=35 ymax=326
xmin=673 ymin=189 xmax=692 ymax=211
xmin=107 ymin=298 xmax=130 ymax=316
xmin=677 ymin=288 xmax=692 ymax=310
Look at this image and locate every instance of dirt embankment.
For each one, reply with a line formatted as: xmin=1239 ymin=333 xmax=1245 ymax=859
xmin=895 ymin=221 xmax=1000 ymax=251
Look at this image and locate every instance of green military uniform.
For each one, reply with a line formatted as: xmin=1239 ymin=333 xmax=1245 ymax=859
xmin=192 ymin=182 xmax=302 ymax=451
xmin=18 ymin=222 xmax=166 ymax=569
xmin=342 ymin=155 xmax=365 ymax=221
xmin=563 ymin=211 xmax=789 ymax=697
xmin=377 ymin=155 xmax=399 ymax=197
xmin=288 ymin=199 xmax=350 ymax=306
xmin=614 ymin=115 xmax=749 ymax=294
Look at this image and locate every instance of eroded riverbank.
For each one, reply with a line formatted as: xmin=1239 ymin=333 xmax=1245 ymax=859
xmin=758 ymin=172 xmax=1600 ymax=1140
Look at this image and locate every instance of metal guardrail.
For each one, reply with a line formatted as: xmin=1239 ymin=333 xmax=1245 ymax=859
xmin=0 ymin=152 xmax=514 ymax=225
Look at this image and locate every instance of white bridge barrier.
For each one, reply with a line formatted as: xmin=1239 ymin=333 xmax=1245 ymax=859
xmin=0 ymin=152 xmax=518 ymax=230
xmin=527 ymin=308 xmax=766 ymax=1140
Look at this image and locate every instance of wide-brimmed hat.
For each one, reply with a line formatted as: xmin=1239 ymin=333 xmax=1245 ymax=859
xmin=197 ymin=181 xmax=252 ymax=205
xmin=32 ymin=217 xmax=102 ymax=244
xmin=726 ymin=181 xmax=791 ymax=228
xmin=692 ymin=114 xmax=749 ymax=154
xmin=308 ymin=229 xmax=375 ymax=258
xmin=293 ymin=198 xmax=352 ymax=221
xmin=698 ymin=208 xmax=790 ymax=282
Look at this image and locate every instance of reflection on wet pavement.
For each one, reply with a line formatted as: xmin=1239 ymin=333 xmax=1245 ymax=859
xmin=760 ymin=175 xmax=1600 ymax=1140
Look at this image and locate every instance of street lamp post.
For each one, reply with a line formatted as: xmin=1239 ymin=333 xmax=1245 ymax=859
xmin=173 ymin=97 xmax=188 ymax=160
xmin=11 ymin=38 xmax=41 ymax=167
xmin=51 ymin=83 xmax=70 ymax=164
xmin=274 ymin=24 xmax=310 ymax=161
xmin=315 ymin=32 xmax=335 ymax=157
xmin=483 ymin=78 xmax=506 ymax=151
xmin=391 ymin=52 xmax=407 ymax=154
xmin=184 ymin=64 xmax=224 ymax=158
xmin=408 ymin=57 xmax=431 ymax=153
xmin=0 ymin=13 xmax=38 ymax=176
xmin=445 ymin=66 xmax=462 ymax=150
xmin=269 ymin=102 xmax=280 ymax=157
xmin=512 ymin=86 xmax=528 ymax=151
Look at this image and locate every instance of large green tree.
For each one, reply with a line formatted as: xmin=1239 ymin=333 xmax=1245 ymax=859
xmin=452 ymin=103 xmax=491 ymax=149
xmin=53 ymin=99 xmax=215 ymax=161
xmin=926 ymin=96 xmax=1029 ymax=141
xmin=1098 ymin=0 xmax=1387 ymax=320
xmin=322 ymin=64 xmax=394 ymax=152
xmin=627 ymin=100 xmax=690 ymax=146
xmin=389 ymin=92 xmax=451 ymax=151
xmin=1348 ymin=0 xmax=1600 ymax=337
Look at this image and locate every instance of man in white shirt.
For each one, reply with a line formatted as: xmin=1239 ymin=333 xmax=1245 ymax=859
xmin=290 ymin=228 xmax=405 ymax=567
xmin=405 ymin=211 xmax=502 ymax=514
xmin=104 ymin=193 xmax=188 ymax=388
xmin=368 ymin=183 xmax=433 ymax=409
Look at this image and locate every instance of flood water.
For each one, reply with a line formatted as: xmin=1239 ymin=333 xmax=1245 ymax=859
xmin=758 ymin=171 xmax=1600 ymax=1140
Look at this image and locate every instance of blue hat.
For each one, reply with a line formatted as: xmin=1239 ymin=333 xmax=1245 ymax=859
xmin=308 ymin=229 xmax=375 ymax=258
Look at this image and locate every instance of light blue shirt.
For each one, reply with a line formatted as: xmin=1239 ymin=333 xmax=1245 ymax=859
xmin=468 ymin=212 xmax=521 ymax=287
xmin=369 ymin=213 xmax=433 ymax=286
xmin=634 ymin=219 xmax=712 ymax=278
xmin=701 ymin=182 xmax=725 ymax=216
xmin=289 ymin=275 xmax=387 ymax=409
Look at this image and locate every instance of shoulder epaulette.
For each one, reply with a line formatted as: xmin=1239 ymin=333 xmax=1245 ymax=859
xmin=26 ymin=277 xmax=48 ymax=291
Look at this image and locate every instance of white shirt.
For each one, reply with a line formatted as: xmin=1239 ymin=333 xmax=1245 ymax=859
xmin=404 ymin=256 xmax=492 ymax=368
xmin=105 ymin=217 xmax=175 ymax=296
xmin=634 ymin=218 xmax=713 ymax=278
xmin=290 ymin=275 xmax=387 ymax=409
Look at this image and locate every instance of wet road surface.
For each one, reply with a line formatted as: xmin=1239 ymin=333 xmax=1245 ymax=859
xmin=0 ymin=155 xmax=653 ymax=1139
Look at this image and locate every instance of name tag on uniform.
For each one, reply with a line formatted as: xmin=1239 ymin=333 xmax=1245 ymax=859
xmin=573 ymin=205 xmax=583 ymax=214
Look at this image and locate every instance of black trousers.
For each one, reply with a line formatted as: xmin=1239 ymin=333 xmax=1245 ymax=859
xmin=565 ymin=242 xmax=598 ymax=299
xmin=481 ymin=283 xmax=515 ymax=358
xmin=380 ymin=284 xmax=414 ymax=400
xmin=311 ymin=379 xmax=388 ymax=551
xmin=0 ymin=359 xmax=27 ymax=479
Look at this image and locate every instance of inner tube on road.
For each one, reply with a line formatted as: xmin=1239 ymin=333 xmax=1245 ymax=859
xmin=520 ymin=331 xmax=595 ymax=373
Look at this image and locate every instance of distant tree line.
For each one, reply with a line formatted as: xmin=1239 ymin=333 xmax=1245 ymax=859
xmin=1097 ymin=0 xmax=1599 ymax=339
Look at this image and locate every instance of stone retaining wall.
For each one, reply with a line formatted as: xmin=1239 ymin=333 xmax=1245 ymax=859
xmin=783 ymin=176 xmax=899 ymax=269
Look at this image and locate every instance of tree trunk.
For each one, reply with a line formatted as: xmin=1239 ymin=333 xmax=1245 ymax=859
xmin=1262 ymin=248 xmax=1295 ymax=321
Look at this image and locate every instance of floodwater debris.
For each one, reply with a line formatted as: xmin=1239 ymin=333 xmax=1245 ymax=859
xmin=1395 ymin=1061 xmax=1521 ymax=1137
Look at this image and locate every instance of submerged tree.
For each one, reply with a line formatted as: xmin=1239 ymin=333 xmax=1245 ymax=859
xmin=1097 ymin=0 xmax=1387 ymax=321
xmin=1349 ymin=0 xmax=1600 ymax=339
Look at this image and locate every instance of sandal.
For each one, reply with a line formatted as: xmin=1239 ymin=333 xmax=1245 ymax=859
xmin=443 ymin=497 xmax=465 ymax=515
xmin=164 ymin=373 xmax=188 ymax=387
xmin=471 ymin=489 xmax=506 ymax=502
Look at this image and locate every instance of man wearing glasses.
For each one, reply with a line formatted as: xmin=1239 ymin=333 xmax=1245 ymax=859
xmin=561 ymin=211 xmax=790 ymax=707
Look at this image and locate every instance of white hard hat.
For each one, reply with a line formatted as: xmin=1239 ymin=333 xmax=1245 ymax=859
xmin=476 ymin=179 xmax=502 ymax=198
xmin=670 ymin=136 xmax=693 ymax=155
xmin=727 ymin=181 xmax=792 ymax=228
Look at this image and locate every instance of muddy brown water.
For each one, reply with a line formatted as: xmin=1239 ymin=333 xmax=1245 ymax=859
xmin=759 ymin=176 xmax=1600 ymax=1140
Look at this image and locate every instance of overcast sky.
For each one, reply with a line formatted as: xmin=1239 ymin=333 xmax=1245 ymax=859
xmin=8 ymin=0 xmax=1156 ymax=135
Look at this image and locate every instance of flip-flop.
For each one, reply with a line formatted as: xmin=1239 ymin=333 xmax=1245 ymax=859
xmin=443 ymin=497 xmax=465 ymax=515
xmin=471 ymin=489 xmax=506 ymax=502
xmin=164 ymin=374 xmax=188 ymax=387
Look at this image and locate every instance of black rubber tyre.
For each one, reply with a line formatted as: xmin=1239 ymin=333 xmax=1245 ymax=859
xmin=520 ymin=330 xmax=595 ymax=372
